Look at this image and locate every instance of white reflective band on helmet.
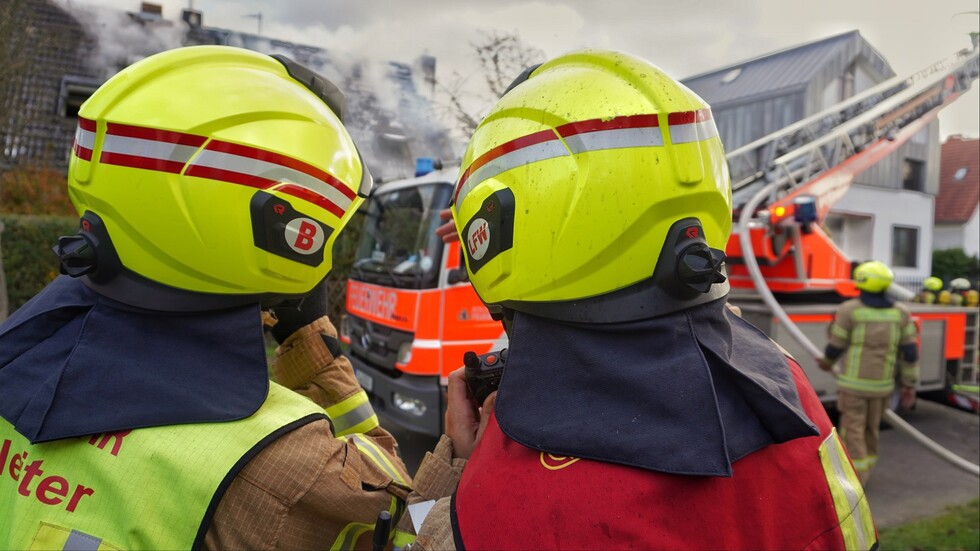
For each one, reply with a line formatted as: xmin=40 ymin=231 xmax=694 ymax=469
xmin=102 ymin=134 xmax=200 ymax=166
xmin=667 ymin=109 xmax=719 ymax=144
xmin=72 ymin=117 xmax=97 ymax=161
xmin=80 ymin=120 xmax=357 ymax=219
xmin=188 ymin=141 xmax=355 ymax=218
xmin=454 ymin=110 xmax=717 ymax=206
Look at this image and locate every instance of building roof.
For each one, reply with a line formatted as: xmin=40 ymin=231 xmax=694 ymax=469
xmin=681 ymin=30 xmax=892 ymax=109
xmin=935 ymin=136 xmax=980 ymax=224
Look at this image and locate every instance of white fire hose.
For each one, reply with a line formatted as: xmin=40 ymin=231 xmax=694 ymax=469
xmin=737 ymin=183 xmax=980 ymax=478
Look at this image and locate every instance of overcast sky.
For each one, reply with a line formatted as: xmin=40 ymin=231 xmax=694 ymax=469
xmin=69 ymin=0 xmax=980 ymax=139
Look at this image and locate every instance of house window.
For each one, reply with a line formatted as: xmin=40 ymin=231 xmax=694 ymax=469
xmin=892 ymin=226 xmax=919 ymax=268
xmin=59 ymin=76 xmax=100 ymax=118
xmin=901 ymin=159 xmax=925 ymax=191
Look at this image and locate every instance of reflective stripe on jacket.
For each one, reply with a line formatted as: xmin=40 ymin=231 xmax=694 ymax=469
xmin=1 ymin=383 xmax=324 ymax=550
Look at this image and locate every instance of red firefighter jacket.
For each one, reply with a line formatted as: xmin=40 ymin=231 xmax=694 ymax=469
xmin=452 ymin=359 xmax=877 ymax=550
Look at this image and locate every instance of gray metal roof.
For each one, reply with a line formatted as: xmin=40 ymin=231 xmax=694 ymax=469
xmin=681 ymin=30 xmax=893 ymax=109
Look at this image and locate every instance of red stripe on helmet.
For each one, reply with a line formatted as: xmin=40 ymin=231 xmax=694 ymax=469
xmin=185 ymin=165 xmax=346 ymax=218
xmin=78 ymin=117 xmax=97 ymax=132
xmin=106 ymin=122 xmax=208 ymax=147
xmin=206 ymin=140 xmax=357 ymax=201
xmin=100 ymin=152 xmax=186 ymax=173
xmin=277 ymin=183 xmax=346 ymax=218
xmin=453 ymin=113 xmax=665 ymax=204
xmin=556 ymin=113 xmax=660 ymax=137
xmin=667 ymin=109 xmax=712 ymax=126
xmin=454 ymin=128 xmax=557 ymax=204
xmin=73 ymin=142 xmax=93 ymax=161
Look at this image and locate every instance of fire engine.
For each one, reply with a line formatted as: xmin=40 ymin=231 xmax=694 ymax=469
xmin=340 ymin=45 xmax=980 ymax=436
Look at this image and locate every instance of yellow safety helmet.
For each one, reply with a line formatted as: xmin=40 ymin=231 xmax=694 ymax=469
xmin=967 ymin=289 xmax=979 ymax=307
xmin=59 ymin=46 xmax=372 ymax=312
xmin=923 ymin=276 xmax=943 ymax=292
xmin=938 ymin=290 xmax=952 ymax=305
xmin=451 ymin=49 xmax=731 ymax=323
xmin=852 ymin=261 xmax=893 ymax=293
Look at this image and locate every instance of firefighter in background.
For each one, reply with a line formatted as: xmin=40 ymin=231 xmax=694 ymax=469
xmin=407 ymin=49 xmax=877 ymax=550
xmin=819 ymin=261 xmax=920 ymax=486
xmin=0 ymin=47 xmax=412 ymax=550
xmin=913 ymin=276 xmax=943 ymax=304
xmin=949 ymin=278 xmax=971 ymax=306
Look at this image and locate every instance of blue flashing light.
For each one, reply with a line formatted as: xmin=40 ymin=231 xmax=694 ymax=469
xmin=415 ymin=157 xmax=436 ymax=177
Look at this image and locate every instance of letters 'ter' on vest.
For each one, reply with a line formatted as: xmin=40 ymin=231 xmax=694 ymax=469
xmin=1 ymin=382 xmax=325 ymax=550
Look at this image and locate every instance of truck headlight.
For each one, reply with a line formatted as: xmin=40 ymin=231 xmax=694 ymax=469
xmin=392 ymin=393 xmax=427 ymax=416
xmin=396 ymin=342 xmax=412 ymax=364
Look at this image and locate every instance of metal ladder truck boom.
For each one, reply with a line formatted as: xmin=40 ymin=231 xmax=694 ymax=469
xmin=724 ymin=45 xmax=980 ymax=478
xmin=725 ymin=45 xmax=980 ymax=295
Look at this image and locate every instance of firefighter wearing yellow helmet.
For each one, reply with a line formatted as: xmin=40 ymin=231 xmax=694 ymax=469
xmin=0 ymin=46 xmax=412 ymax=550
xmin=914 ymin=276 xmax=943 ymax=304
xmin=819 ymin=260 xmax=919 ymax=485
xmin=411 ymin=49 xmax=875 ymax=550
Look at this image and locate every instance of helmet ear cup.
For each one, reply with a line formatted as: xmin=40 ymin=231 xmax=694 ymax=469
xmin=54 ymin=212 xmax=121 ymax=283
xmin=653 ymin=218 xmax=727 ymax=298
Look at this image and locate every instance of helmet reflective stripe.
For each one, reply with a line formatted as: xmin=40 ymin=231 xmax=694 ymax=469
xmin=455 ymin=110 xmax=716 ymax=206
xmin=189 ymin=140 xmax=356 ymax=218
xmin=667 ymin=109 xmax=719 ymax=144
xmin=82 ymin=120 xmax=357 ymax=218
xmin=101 ymin=122 xmax=205 ymax=173
xmin=73 ymin=117 xmax=97 ymax=161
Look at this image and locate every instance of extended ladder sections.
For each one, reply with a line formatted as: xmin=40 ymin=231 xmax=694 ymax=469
xmin=725 ymin=45 xmax=980 ymax=294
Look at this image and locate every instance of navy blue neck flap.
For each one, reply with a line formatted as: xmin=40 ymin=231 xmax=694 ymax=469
xmin=0 ymin=276 xmax=269 ymax=444
xmin=494 ymin=298 xmax=818 ymax=477
xmin=859 ymin=290 xmax=894 ymax=308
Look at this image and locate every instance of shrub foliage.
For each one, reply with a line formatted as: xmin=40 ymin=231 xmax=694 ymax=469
xmin=0 ymin=214 xmax=77 ymax=311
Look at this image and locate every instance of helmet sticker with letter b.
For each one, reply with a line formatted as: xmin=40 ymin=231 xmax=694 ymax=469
xmin=286 ymin=217 xmax=325 ymax=255
xmin=251 ymin=190 xmax=332 ymax=267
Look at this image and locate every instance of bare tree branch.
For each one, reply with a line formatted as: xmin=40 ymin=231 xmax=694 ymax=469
xmin=433 ymin=30 xmax=545 ymax=141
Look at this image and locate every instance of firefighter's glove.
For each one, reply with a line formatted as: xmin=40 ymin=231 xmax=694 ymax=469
xmin=817 ymin=356 xmax=835 ymax=372
xmin=269 ymin=277 xmax=330 ymax=344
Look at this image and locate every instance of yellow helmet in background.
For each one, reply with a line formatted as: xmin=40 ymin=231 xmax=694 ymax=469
xmin=967 ymin=290 xmax=979 ymax=307
xmin=853 ymin=261 xmax=893 ymax=293
xmin=938 ymin=290 xmax=953 ymax=305
xmin=923 ymin=276 xmax=943 ymax=292
xmin=451 ymin=49 xmax=731 ymax=323
xmin=59 ymin=46 xmax=372 ymax=312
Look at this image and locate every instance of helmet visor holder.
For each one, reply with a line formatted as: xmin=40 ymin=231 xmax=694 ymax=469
xmin=272 ymin=54 xmax=374 ymax=198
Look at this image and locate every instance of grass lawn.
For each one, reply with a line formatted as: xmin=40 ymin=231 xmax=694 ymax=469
xmin=878 ymin=498 xmax=980 ymax=551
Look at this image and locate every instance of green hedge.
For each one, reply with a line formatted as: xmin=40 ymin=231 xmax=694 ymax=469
xmin=1 ymin=214 xmax=78 ymax=313
xmin=0 ymin=212 xmax=364 ymax=320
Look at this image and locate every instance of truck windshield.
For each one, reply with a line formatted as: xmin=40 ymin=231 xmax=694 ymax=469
xmin=351 ymin=182 xmax=453 ymax=289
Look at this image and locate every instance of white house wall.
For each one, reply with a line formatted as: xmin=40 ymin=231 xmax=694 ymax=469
xmin=934 ymin=208 xmax=980 ymax=257
xmin=829 ymin=184 xmax=935 ymax=280
xmin=964 ymin=209 xmax=980 ymax=257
